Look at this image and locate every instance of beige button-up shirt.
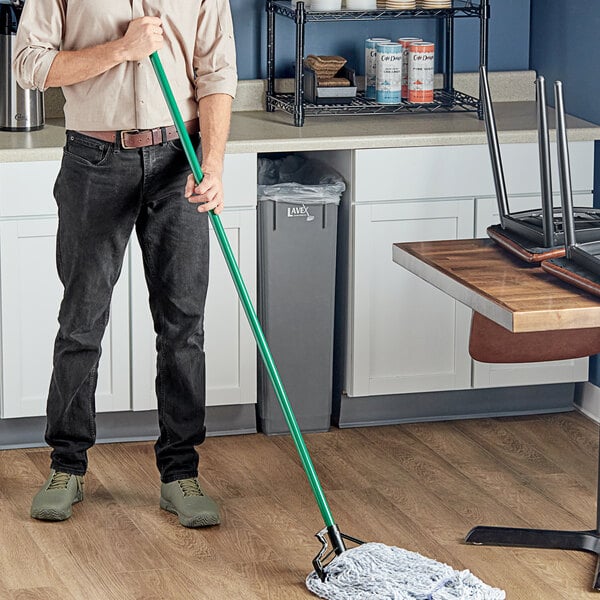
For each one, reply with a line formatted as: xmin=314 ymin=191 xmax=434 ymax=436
xmin=13 ymin=0 xmax=238 ymax=131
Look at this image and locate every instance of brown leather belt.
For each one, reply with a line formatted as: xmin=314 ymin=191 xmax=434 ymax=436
xmin=78 ymin=119 xmax=199 ymax=149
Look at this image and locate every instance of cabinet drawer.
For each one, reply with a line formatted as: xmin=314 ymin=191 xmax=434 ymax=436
xmin=0 ymin=153 xmax=256 ymax=218
xmin=0 ymin=161 xmax=61 ymax=217
xmin=472 ymin=357 xmax=588 ymax=389
xmin=498 ymin=141 xmax=594 ymax=196
xmin=355 ymin=146 xmax=491 ymax=202
xmin=354 ymin=142 xmax=594 ymax=203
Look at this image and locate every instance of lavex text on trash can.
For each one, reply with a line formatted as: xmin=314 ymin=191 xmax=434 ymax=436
xmin=408 ymin=41 xmax=435 ymax=103
xmin=398 ymin=37 xmax=422 ymax=98
xmin=365 ymin=38 xmax=390 ymax=99
xmin=375 ymin=42 xmax=403 ymax=104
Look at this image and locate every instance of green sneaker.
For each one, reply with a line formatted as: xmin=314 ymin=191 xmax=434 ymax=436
xmin=160 ymin=477 xmax=220 ymax=528
xmin=30 ymin=469 xmax=84 ymax=521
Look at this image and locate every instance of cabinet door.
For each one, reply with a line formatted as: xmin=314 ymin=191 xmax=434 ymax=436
xmin=131 ymin=208 xmax=257 ymax=410
xmin=348 ymin=199 xmax=474 ymax=397
xmin=0 ymin=219 xmax=130 ymax=418
xmin=472 ymin=194 xmax=590 ymax=388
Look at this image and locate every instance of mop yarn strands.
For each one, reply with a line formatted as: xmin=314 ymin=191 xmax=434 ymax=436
xmin=306 ymin=543 xmax=505 ymax=600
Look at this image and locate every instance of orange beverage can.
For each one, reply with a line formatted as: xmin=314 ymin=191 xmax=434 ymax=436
xmin=398 ymin=37 xmax=422 ymax=98
xmin=408 ymin=41 xmax=435 ymax=103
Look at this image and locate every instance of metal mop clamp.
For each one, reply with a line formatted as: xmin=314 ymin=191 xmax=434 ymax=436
xmin=148 ymin=51 xmax=364 ymax=582
xmin=481 ymin=66 xmax=600 ymax=263
xmin=313 ymin=527 xmax=364 ymax=582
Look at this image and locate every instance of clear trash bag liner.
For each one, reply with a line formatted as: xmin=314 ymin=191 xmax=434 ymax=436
xmin=257 ymin=155 xmax=345 ymax=205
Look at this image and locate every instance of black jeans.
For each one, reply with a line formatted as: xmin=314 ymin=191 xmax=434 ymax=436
xmin=46 ymin=130 xmax=209 ymax=483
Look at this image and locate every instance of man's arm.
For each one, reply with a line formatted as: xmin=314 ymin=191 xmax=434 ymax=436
xmin=184 ymin=93 xmax=233 ymax=216
xmin=45 ymin=17 xmax=163 ymax=88
xmin=184 ymin=0 xmax=237 ymax=215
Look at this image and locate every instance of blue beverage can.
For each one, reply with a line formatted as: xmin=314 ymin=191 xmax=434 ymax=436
xmin=375 ymin=42 xmax=403 ymax=104
xmin=365 ymin=38 xmax=390 ymax=99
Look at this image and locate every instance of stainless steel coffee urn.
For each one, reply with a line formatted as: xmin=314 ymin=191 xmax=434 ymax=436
xmin=0 ymin=0 xmax=44 ymax=131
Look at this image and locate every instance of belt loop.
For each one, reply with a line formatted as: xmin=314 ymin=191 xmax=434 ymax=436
xmin=161 ymin=126 xmax=168 ymax=145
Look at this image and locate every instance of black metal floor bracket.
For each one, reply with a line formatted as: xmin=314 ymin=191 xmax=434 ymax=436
xmin=465 ymin=526 xmax=600 ymax=590
xmin=465 ymin=431 xmax=600 ymax=591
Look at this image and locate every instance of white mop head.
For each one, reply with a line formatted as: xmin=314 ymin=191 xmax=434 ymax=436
xmin=306 ymin=542 xmax=506 ymax=600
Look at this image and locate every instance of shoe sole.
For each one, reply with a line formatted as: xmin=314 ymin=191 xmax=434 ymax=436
xmin=159 ymin=497 xmax=220 ymax=528
xmin=31 ymin=493 xmax=83 ymax=522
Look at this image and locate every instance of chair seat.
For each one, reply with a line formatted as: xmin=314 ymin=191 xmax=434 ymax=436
xmin=469 ymin=312 xmax=600 ymax=363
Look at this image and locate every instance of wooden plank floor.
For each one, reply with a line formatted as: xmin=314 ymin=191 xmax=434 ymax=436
xmin=0 ymin=411 xmax=599 ymax=599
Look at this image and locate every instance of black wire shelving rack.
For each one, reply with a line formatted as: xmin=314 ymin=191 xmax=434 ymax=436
xmin=266 ymin=0 xmax=489 ymax=126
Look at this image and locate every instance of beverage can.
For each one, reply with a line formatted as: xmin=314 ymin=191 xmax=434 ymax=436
xmin=365 ymin=38 xmax=391 ymax=99
xmin=398 ymin=37 xmax=422 ymax=98
xmin=408 ymin=41 xmax=435 ymax=103
xmin=375 ymin=42 xmax=403 ymax=104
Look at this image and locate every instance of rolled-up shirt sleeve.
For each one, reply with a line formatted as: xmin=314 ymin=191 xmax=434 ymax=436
xmin=194 ymin=0 xmax=238 ymax=100
xmin=13 ymin=0 xmax=65 ymax=91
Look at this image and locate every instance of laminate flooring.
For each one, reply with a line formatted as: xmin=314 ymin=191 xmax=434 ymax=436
xmin=0 ymin=411 xmax=598 ymax=599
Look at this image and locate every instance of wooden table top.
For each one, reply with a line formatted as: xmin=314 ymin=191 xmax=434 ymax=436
xmin=392 ymin=238 xmax=600 ymax=333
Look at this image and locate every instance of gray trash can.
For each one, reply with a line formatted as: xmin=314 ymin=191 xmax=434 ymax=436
xmin=257 ymin=155 xmax=345 ymax=435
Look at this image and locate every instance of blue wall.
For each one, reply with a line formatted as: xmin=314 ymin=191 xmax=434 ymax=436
xmin=529 ymin=0 xmax=600 ymax=125
xmin=230 ymin=0 xmax=531 ymax=79
xmin=530 ymin=1 xmax=600 ymax=384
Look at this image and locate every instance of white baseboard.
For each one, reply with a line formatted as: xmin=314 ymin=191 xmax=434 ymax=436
xmin=575 ymin=381 xmax=600 ymax=424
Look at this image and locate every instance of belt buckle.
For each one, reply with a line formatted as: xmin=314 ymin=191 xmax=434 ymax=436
xmin=120 ymin=129 xmax=139 ymax=149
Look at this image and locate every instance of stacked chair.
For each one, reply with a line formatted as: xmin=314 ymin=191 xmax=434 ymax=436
xmin=481 ymin=66 xmax=600 ymax=263
xmin=470 ymin=68 xmax=600 ymax=364
xmin=542 ymin=82 xmax=600 ymax=296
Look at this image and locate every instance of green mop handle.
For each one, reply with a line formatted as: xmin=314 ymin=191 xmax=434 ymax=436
xmin=149 ymin=52 xmax=337 ymax=532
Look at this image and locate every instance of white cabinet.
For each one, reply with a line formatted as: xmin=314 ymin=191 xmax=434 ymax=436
xmin=130 ymin=153 xmax=257 ymax=410
xmin=347 ymin=199 xmax=474 ymax=397
xmin=0 ymin=218 xmax=130 ymax=418
xmin=0 ymin=154 xmax=258 ymax=420
xmin=347 ymin=146 xmax=480 ymax=398
xmin=0 ymin=138 xmax=594 ymax=421
xmin=347 ymin=141 xmax=595 ymax=400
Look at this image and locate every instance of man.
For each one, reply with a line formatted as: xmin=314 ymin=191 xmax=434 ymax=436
xmin=13 ymin=0 xmax=237 ymax=528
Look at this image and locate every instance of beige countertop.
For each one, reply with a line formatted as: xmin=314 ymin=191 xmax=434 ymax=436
xmin=1 ymin=101 xmax=599 ymax=162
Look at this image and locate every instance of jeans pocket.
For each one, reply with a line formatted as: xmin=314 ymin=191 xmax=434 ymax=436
xmin=167 ymin=132 xmax=200 ymax=154
xmin=64 ymin=132 xmax=112 ymax=167
xmin=166 ymin=138 xmax=184 ymax=153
